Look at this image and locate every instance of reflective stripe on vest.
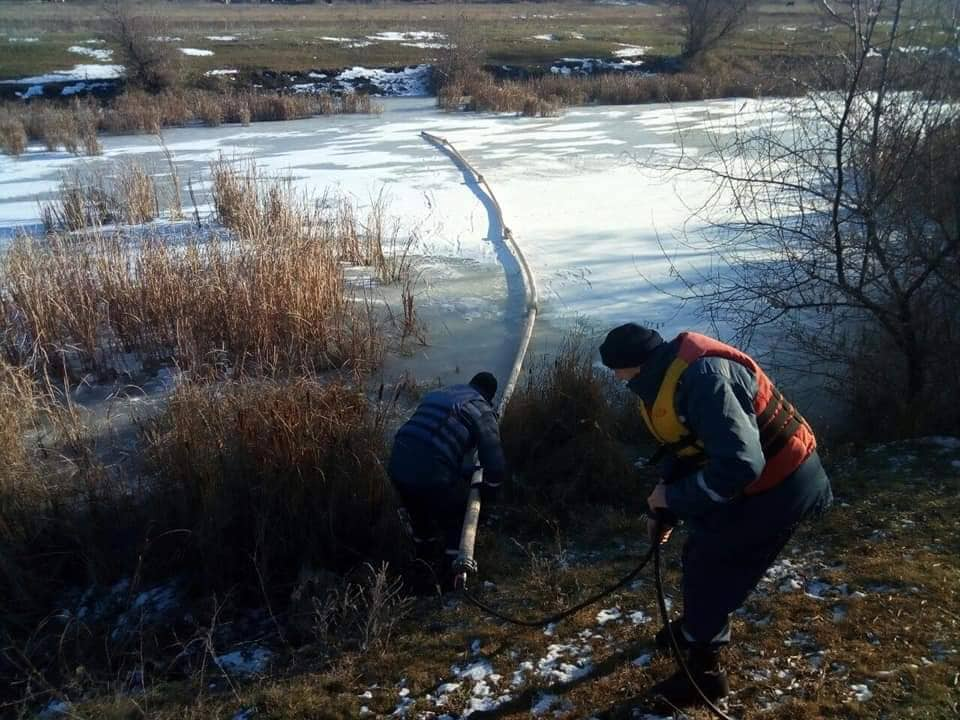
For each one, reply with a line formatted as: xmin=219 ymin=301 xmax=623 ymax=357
xmin=640 ymin=332 xmax=816 ymax=495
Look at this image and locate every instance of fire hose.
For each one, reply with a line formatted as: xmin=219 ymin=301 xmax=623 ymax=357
xmin=420 ymin=132 xmax=735 ymax=719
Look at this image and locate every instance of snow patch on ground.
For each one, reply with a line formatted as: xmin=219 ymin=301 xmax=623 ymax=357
xmin=68 ymin=45 xmax=113 ymax=61
xmin=455 ymin=659 xmax=495 ymax=682
xmin=596 ymin=607 xmax=622 ymax=624
xmin=206 ymin=35 xmax=238 ymax=42
xmin=532 ymin=692 xmax=573 ymax=715
xmin=1 ymin=64 xmax=124 ymax=84
xmin=180 ymin=48 xmax=214 ymax=56
xmin=215 ymin=646 xmax=272 ymax=676
xmin=850 ymin=683 xmax=873 ymax=702
xmin=7 ymin=37 xmax=39 ymax=43
xmin=613 ymin=44 xmax=649 ymax=57
xmin=38 ymin=700 xmax=70 ymax=718
xmin=368 ymin=31 xmax=446 ymax=43
xmin=61 ymin=81 xmax=111 ymax=95
xmin=537 ymin=642 xmax=593 ymax=683
xmin=334 ymin=65 xmax=432 ymax=96
xmin=205 ymin=69 xmax=239 ymax=76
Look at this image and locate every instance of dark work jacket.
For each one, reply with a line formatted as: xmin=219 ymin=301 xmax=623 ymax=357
xmin=393 ymin=384 xmax=507 ymax=492
xmin=627 ymin=339 xmax=769 ymax=520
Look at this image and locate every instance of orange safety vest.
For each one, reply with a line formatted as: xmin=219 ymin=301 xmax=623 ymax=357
xmin=639 ymin=332 xmax=816 ymax=495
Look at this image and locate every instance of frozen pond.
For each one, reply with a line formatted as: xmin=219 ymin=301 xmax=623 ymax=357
xmin=0 ymin=96 xmax=804 ymax=394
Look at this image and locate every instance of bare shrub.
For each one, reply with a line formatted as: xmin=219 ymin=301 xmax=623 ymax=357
xmin=680 ymin=0 xmax=752 ymax=62
xmin=105 ymin=0 xmax=182 ymax=93
xmin=500 ymin=327 xmax=643 ymax=516
xmin=434 ymin=12 xmax=486 ymax=91
xmin=674 ymin=0 xmax=960 ymax=437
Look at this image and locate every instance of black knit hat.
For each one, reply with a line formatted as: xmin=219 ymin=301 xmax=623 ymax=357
xmin=599 ymin=324 xmax=664 ymax=369
xmin=469 ymin=372 xmax=498 ymax=403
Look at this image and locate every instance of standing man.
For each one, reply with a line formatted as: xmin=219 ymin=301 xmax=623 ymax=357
xmin=388 ymin=372 xmax=508 ymax=592
xmin=599 ymin=324 xmax=832 ymax=707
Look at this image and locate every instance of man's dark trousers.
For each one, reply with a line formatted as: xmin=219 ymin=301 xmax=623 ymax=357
xmin=388 ymin=436 xmax=469 ymax=569
xmin=681 ymin=450 xmax=833 ymax=645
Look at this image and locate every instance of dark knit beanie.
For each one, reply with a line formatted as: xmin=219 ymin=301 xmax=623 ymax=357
xmin=469 ymin=372 xmax=498 ymax=403
xmin=599 ymin=324 xmax=664 ymax=369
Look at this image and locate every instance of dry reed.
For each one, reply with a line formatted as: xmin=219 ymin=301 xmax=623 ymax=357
xmin=143 ymin=377 xmax=403 ymax=590
xmin=0 ymin=89 xmax=378 ymax=157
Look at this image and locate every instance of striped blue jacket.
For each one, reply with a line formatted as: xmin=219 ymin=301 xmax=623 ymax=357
xmin=394 ymin=384 xmax=507 ymax=491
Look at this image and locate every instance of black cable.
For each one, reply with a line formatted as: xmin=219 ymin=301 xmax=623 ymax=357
xmin=460 ymin=544 xmax=656 ymax=627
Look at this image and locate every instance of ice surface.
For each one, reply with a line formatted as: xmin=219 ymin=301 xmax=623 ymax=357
xmin=0 ymin=96 xmax=804 ymax=363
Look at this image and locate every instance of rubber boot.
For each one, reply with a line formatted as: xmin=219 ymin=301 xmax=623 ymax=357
xmin=654 ymin=617 xmax=691 ymax=652
xmin=650 ymin=645 xmax=730 ymax=709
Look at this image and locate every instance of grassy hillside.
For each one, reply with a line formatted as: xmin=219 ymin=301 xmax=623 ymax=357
xmin=32 ymin=438 xmax=959 ymax=719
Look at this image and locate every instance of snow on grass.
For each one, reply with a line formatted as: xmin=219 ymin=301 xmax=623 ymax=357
xmin=335 ymin=65 xmax=432 ymax=96
xmin=0 ymin=64 xmax=124 ymax=84
xmin=536 ymin=642 xmax=593 ymax=683
xmin=18 ymin=85 xmax=44 ymax=99
xmin=150 ymin=36 xmax=182 ymax=42
xmin=596 ymin=607 xmax=622 ymax=624
xmin=454 ymin=659 xmax=495 ymax=681
xmin=61 ymin=81 xmax=111 ymax=95
xmin=206 ymin=35 xmax=238 ymax=41
xmin=38 ymin=700 xmax=70 ymax=718
xmin=367 ymin=31 xmax=446 ymax=43
xmin=215 ymin=646 xmax=272 ymax=676
xmin=205 ymin=69 xmax=239 ymax=76
xmin=531 ymin=692 xmax=573 ymax=715
xmin=613 ymin=43 xmax=649 ymax=57
xmin=7 ymin=37 xmax=39 ymax=43
xmin=180 ymin=48 xmax=214 ymax=57
xmin=68 ymin=45 xmax=113 ymax=62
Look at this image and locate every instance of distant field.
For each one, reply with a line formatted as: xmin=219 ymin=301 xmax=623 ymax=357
xmin=0 ymin=0 xmax=840 ymax=81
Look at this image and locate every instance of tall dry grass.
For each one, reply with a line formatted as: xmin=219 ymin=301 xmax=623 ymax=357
xmin=143 ymin=377 xmax=403 ymax=591
xmin=39 ymin=162 xmax=156 ymax=231
xmin=439 ymin=60 xmax=804 ymax=116
xmin=0 ymin=89 xmax=378 ymax=157
xmin=1 ymin=226 xmax=385 ymax=380
xmin=211 ymin=158 xmax=418 ymax=282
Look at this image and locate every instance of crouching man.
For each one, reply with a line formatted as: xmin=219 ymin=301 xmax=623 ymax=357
xmin=388 ymin=372 xmax=508 ymax=592
xmin=599 ymin=324 xmax=833 ymax=708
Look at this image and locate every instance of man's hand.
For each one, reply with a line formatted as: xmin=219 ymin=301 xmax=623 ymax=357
xmin=647 ymin=515 xmax=673 ymax=545
xmin=647 ymin=482 xmax=669 ymax=513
